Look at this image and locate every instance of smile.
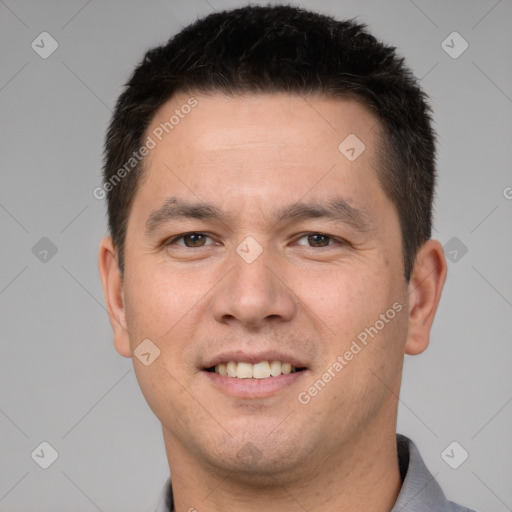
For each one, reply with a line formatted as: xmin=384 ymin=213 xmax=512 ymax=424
xmin=206 ymin=360 xmax=305 ymax=379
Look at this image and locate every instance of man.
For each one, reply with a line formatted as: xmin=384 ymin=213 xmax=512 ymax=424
xmin=98 ymin=4 xmax=476 ymax=511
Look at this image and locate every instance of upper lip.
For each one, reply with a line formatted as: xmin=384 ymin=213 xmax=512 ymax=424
xmin=202 ymin=350 xmax=308 ymax=370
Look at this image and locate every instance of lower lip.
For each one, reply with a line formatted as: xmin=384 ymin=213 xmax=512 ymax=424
xmin=202 ymin=370 xmax=307 ymax=399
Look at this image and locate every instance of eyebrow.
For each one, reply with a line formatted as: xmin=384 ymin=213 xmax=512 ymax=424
xmin=144 ymin=196 xmax=374 ymax=236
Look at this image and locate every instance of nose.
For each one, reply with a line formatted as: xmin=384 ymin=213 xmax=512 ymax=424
xmin=211 ymin=244 xmax=297 ymax=329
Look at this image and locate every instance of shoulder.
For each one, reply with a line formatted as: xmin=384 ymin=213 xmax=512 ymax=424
xmin=394 ymin=434 xmax=478 ymax=512
xmin=446 ymin=501 xmax=478 ymax=512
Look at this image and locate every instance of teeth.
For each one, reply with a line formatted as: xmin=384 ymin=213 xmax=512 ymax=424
xmin=213 ymin=360 xmax=300 ymax=379
xmin=252 ymin=361 xmax=271 ymax=379
xmin=236 ymin=362 xmax=253 ymax=379
xmin=269 ymin=360 xmax=282 ymax=377
xmin=281 ymin=362 xmax=292 ymax=375
xmin=227 ymin=361 xmax=237 ymax=377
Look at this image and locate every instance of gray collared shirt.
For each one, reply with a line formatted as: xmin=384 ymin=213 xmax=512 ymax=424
xmin=153 ymin=434 xmax=476 ymax=512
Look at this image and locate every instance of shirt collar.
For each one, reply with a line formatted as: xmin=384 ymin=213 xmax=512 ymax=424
xmin=154 ymin=434 xmax=473 ymax=512
xmin=391 ymin=434 xmax=450 ymax=511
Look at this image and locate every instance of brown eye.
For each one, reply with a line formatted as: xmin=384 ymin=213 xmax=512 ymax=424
xmin=166 ymin=233 xmax=213 ymax=248
xmin=307 ymin=234 xmax=331 ymax=247
xmin=295 ymin=233 xmax=335 ymax=247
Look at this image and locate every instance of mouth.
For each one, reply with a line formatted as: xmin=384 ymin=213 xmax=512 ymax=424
xmin=204 ymin=360 xmax=307 ymax=379
xmin=201 ymin=352 xmax=308 ymax=398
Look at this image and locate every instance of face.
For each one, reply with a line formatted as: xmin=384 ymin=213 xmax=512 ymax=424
xmin=100 ymin=92 xmax=436 ymax=483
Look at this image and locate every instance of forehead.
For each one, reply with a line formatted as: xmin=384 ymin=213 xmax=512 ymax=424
xmin=130 ymin=91 xmax=391 ymax=233
xmin=146 ymin=91 xmax=381 ymax=166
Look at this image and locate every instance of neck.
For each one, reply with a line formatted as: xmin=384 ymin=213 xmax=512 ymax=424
xmin=163 ymin=419 xmax=402 ymax=512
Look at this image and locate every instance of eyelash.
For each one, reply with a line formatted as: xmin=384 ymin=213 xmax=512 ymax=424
xmin=163 ymin=232 xmax=347 ymax=249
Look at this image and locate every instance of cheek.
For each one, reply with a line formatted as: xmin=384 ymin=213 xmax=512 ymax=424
xmin=124 ymin=261 xmax=206 ymax=342
xmin=123 ymin=264 xmax=203 ymax=425
xmin=301 ymin=265 xmax=395 ymax=341
xmin=301 ymin=263 xmax=407 ymax=389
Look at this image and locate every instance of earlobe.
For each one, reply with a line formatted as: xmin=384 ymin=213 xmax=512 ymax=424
xmin=97 ymin=237 xmax=132 ymax=358
xmin=404 ymin=239 xmax=447 ymax=356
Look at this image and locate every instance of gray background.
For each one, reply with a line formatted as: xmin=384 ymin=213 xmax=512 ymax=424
xmin=1 ymin=0 xmax=511 ymax=510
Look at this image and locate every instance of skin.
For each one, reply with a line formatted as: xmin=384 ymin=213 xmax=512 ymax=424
xmin=98 ymin=92 xmax=447 ymax=512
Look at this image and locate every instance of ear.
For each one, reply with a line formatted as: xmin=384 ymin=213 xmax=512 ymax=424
xmin=405 ymin=239 xmax=447 ymax=356
xmin=98 ymin=236 xmax=132 ymax=358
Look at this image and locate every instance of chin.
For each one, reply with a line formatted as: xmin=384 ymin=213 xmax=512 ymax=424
xmin=197 ymin=427 xmax=313 ymax=485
